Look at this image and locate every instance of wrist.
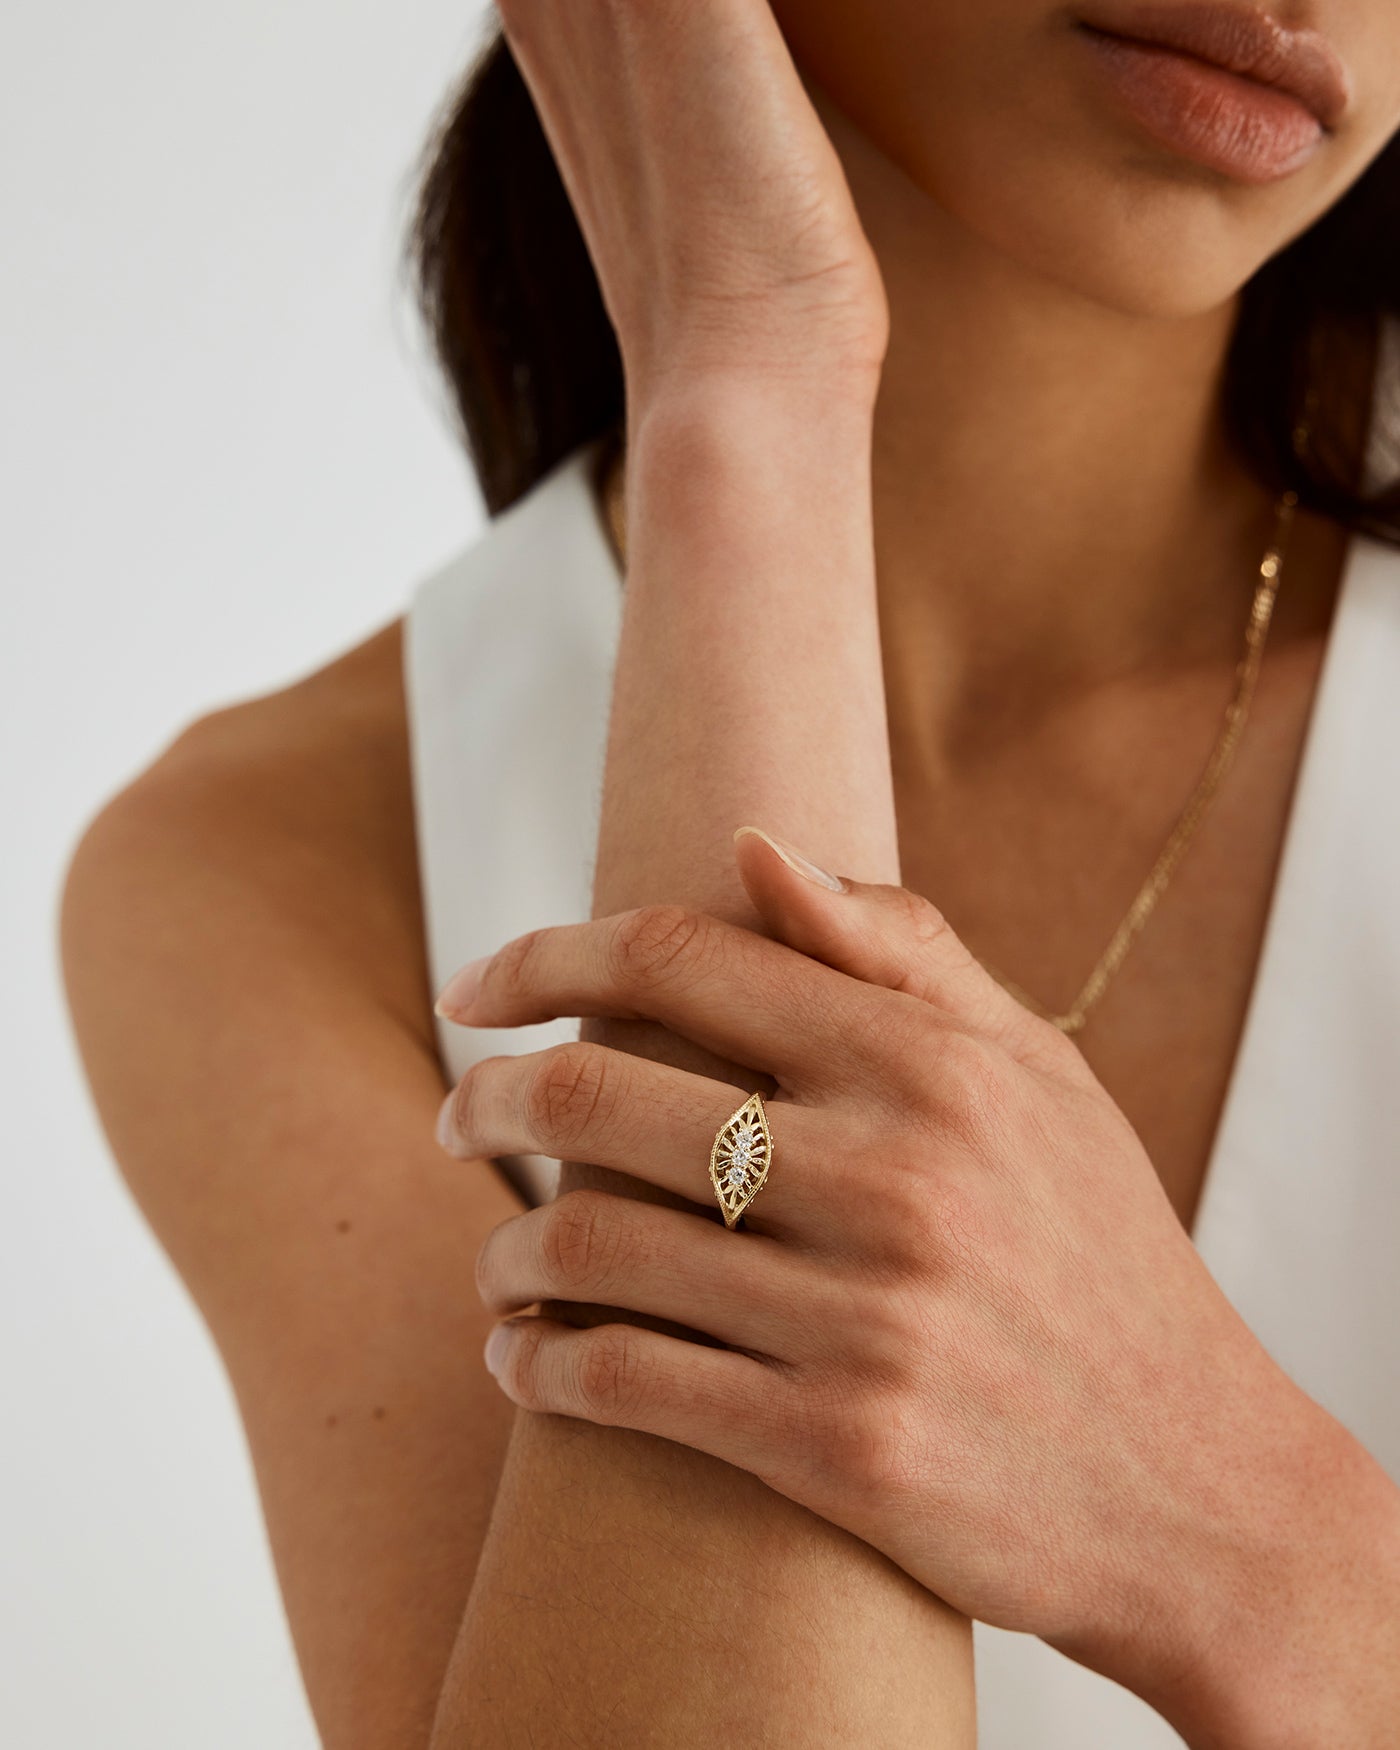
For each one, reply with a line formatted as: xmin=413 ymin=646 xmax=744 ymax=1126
xmin=628 ymin=348 xmax=882 ymax=439
xmin=628 ymin=367 xmax=877 ymax=489
xmin=1086 ymin=1383 xmax=1400 ymax=1749
xmin=1208 ymin=1412 xmax=1400 ymax=1750
xmin=621 ymin=372 xmax=880 ymax=630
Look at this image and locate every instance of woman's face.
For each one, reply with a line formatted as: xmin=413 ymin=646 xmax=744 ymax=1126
xmin=771 ymin=0 xmax=1400 ymax=317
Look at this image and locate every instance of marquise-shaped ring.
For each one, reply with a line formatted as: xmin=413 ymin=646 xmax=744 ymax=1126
xmin=709 ymin=1092 xmax=773 ymax=1229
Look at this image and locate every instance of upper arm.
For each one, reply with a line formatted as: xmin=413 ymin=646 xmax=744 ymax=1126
xmin=59 ymin=636 xmax=527 ymax=1749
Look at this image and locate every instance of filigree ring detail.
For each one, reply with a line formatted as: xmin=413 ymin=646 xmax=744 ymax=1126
xmin=709 ymin=1092 xmax=773 ymax=1229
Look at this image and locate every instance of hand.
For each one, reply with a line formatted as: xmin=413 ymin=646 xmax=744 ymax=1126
xmin=433 ymin=825 xmax=1400 ymax=1748
xmin=495 ymin=0 xmax=888 ymax=407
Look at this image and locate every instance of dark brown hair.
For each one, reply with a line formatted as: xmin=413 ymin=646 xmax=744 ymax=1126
xmin=409 ymin=18 xmax=1400 ymax=544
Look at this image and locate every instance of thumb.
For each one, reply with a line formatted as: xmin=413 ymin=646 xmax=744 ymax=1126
xmin=731 ymin=824 xmax=1037 ymax=1050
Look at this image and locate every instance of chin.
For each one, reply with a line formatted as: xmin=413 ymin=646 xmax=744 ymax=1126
xmin=777 ymin=0 xmax=1396 ymax=324
xmin=912 ymin=135 xmax=1312 ymax=321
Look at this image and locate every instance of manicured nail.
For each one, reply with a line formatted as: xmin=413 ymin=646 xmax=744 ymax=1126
xmin=484 ymin=1323 xmax=512 ymax=1379
xmin=434 ymin=955 xmax=491 ymax=1020
xmin=733 ymin=825 xmax=846 ymax=892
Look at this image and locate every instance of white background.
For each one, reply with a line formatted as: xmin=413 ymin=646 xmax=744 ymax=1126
xmin=2 ymin=2 xmax=495 ymax=1742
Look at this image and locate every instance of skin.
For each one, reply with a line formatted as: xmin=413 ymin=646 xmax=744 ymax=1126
xmin=765 ymin=0 xmax=1400 ymax=1226
xmin=61 ymin=631 xmax=526 ymax=1747
xmin=60 ymin=0 xmax=1400 ymax=1745
xmin=437 ymin=846 xmax=1400 ymax=1745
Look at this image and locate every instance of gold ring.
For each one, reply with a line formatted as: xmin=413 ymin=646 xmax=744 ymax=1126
xmin=710 ymin=1092 xmax=773 ymax=1229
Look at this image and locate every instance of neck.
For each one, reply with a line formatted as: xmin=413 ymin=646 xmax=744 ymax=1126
xmin=801 ymin=75 xmax=1344 ymax=753
xmin=605 ymin=74 xmax=1349 ymax=758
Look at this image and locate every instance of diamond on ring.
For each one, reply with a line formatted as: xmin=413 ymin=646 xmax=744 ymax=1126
xmin=709 ymin=1093 xmax=773 ymax=1228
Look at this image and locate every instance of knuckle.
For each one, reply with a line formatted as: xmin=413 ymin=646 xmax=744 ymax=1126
xmin=610 ymin=902 xmax=714 ymax=991
xmin=838 ymin=984 xmax=928 ymax=1087
xmin=1022 ymin=1015 xmax=1087 ymax=1079
xmin=882 ymin=1000 xmax=948 ymax=1081
xmin=903 ymin=891 xmax=986 ymax=996
xmin=910 ymin=896 xmax=974 ymax=972
xmin=575 ymin=1324 xmax=649 ymax=1421
xmin=858 ymin=1172 xmax=927 ymax=1260
xmin=825 ymin=1263 xmax=917 ymax=1381
xmin=537 ymin=1188 xmax=630 ymax=1298
xmin=893 ymin=885 xmax=959 ymax=958
xmin=845 ymin=1120 xmax=987 ymax=1282
xmin=882 ymin=886 xmax=1013 ymax=1036
xmin=804 ymin=1376 xmax=922 ymax=1505
xmin=917 ymin=1029 xmax=1015 ymax=1154
xmin=875 ymin=885 xmax=976 ymax=992
xmin=840 ymin=1122 xmax=926 ymax=1225
xmin=525 ymin=1041 xmax=615 ymax=1154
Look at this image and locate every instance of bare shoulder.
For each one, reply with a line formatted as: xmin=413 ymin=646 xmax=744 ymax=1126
xmin=59 ymin=614 xmax=447 ymax=1282
xmin=60 ymin=616 xmax=527 ymax=1747
xmin=63 ymin=615 xmax=429 ymax=1044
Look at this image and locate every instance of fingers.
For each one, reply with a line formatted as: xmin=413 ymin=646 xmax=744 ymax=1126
xmin=493 ymin=0 xmax=854 ymax=393
xmin=434 ymin=903 xmax=919 ymax=1098
xmin=436 ymin=1040 xmax=846 ymax=1242
xmin=476 ymin=1188 xmax=827 ymax=1358
xmin=732 ymin=825 xmax=1052 ymax=1056
xmin=480 ymin=1305 xmax=801 ymax=1493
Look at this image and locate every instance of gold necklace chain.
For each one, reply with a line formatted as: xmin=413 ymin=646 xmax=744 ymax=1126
xmin=600 ymin=438 xmax=1303 ymax=1038
xmin=989 ymin=482 xmax=1299 ymax=1034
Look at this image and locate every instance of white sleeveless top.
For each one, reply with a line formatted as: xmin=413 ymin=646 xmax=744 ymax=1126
xmin=404 ymin=434 xmax=1400 ymax=1748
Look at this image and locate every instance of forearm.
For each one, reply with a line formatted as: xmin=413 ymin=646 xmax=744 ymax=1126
xmin=592 ymin=378 xmax=901 ymax=907
xmin=429 ymin=384 xmax=972 ymax=1747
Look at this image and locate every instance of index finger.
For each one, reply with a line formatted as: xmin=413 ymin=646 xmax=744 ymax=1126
xmin=433 ymin=903 xmax=923 ymax=1096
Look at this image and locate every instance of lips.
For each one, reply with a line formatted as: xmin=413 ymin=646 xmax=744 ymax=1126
xmin=1074 ymin=0 xmax=1352 ymax=131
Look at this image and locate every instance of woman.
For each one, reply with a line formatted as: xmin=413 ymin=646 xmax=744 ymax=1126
xmin=61 ymin=1 xmax=1400 ymax=1745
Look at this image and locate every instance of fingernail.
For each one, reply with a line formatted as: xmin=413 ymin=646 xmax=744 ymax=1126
xmin=484 ymin=1323 xmax=512 ymax=1379
xmin=733 ymin=825 xmax=846 ymax=892
xmin=434 ymin=955 xmax=491 ymax=1020
xmin=434 ymin=1090 xmax=459 ymax=1152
